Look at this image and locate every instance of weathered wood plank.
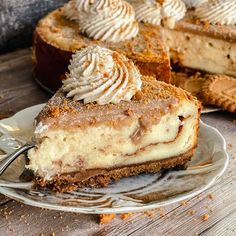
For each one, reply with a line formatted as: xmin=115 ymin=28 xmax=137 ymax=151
xmin=0 ymin=201 xmax=101 ymax=236
xmin=96 ymin=169 xmax=236 ymax=236
xmin=0 ymin=49 xmax=235 ymax=236
xmin=0 ymin=195 xmax=11 ymax=206
xmin=0 ymin=0 xmax=67 ymax=53
xmin=201 ymin=210 xmax=236 ymax=236
xmin=0 ymin=48 xmax=50 ymax=114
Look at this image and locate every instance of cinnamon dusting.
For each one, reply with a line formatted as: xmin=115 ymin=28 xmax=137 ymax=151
xmin=203 ymin=21 xmax=210 ymax=29
xmin=50 ymin=107 xmax=60 ymax=117
xmin=36 ymin=75 xmax=200 ymax=130
xmin=134 ymin=90 xmax=143 ymax=101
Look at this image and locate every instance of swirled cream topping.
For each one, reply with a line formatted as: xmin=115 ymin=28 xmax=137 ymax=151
xmin=62 ymin=46 xmax=142 ymax=105
xmin=63 ymin=0 xmax=82 ymax=22
xmin=196 ymin=0 xmax=236 ymax=25
xmin=129 ymin=0 xmax=186 ymax=28
xmin=63 ymin=0 xmax=139 ymax=43
xmin=129 ymin=0 xmax=162 ymax=26
xmin=161 ymin=0 xmax=186 ymax=28
xmin=182 ymin=0 xmax=207 ymax=9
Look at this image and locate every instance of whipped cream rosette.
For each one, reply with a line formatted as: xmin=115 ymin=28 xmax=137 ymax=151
xmin=129 ymin=0 xmax=162 ymax=26
xmin=162 ymin=0 xmax=186 ymax=28
xmin=196 ymin=0 xmax=236 ymax=25
xmin=62 ymin=46 xmax=142 ymax=105
xmin=182 ymin=0 xmax=207 ymax=8
xmin=64 ymin=0 xmax=139 ymax=43
xmin=129 ymin=0 xmax=186 ymax=28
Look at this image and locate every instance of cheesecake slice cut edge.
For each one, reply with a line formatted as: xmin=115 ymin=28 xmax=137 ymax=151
xmin=160 ymin=10 xmax=236 ymax=77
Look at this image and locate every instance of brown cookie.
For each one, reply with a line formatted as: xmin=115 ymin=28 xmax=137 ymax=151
xmin=202 ymin=75 xmax=236 ymax=113
xmin=171 ymin=71 xmax=206 ymax=99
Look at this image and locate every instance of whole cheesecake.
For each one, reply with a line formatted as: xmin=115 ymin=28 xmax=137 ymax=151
xmin=33 ymin=0 xmax=171 ymax=92
xmin=129 ymin=0 xmax=236 ymax=78
xmin=27 ymin=46 xmax=201 ymax=192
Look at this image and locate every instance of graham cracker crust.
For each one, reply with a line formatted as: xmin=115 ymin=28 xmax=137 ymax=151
xmin=35 ymin=148 xmax=195 ymax=192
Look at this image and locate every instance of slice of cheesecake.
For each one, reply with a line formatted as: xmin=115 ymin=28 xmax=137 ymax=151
xmin=27 ymin=46 xmax=201 ymax=192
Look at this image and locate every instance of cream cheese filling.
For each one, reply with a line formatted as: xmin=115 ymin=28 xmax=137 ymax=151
xmin=160 ymin=28 xmax=236 ymax=77
xmin=27 ymin=101 xmax=198 ymax=180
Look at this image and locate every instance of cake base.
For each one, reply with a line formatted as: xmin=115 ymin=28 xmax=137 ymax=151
xmin=35 ymin=148 xmax=195 ymax=192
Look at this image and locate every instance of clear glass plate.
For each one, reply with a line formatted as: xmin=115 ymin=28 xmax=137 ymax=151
xmin=0 ymin=104 xmax=229 ymax=214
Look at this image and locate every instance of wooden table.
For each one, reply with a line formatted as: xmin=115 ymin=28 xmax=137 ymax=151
xmin=0 ymin=49 xmax=236 ymax=236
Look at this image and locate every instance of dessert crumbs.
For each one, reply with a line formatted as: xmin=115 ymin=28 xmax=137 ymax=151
xmin=97 ymin=195 xmax=217 ymax=223
xmin=99 ymin=214 xmax=116 ymax=225
xmin=124 ymin=108 xmax=134 ymax=116
xmin=202 ymin=214 xmax=209 ymax=221
xmin=145 ymin=208 xmax=165 ymax=218
xmin=120 ymin=213 xmax=133 ymax=220
xmin=50 ymin=26 xmax=60 ymax=33
xmin=208 ymin=194 xmax=214 ymax=200
xmin=50 ymin=107 xmax=60 ymax=117
xmin=203 ymin=21 xmax=210 ymax=29
xmin=180 ymin=200 xmax=188 ymax=206
xmin=187 ymin=210 xmax=196 ymax=216
xmin=133 ymin=90 xmax=143 ymax=101
xmin=194 ymin=19 xmax=201 ymax=25
xmin=143 ymin=210 xmax=155 ymax=218
xmin=159 ymin=209 xmax=166 ymax=218
xmin=99 ymin=209 xmax=164 ymax=224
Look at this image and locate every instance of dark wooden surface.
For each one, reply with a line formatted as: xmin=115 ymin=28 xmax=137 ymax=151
xmin=0 ymin=0 xmax=67 ymax=54
xmin=0 ymin=49 xmax=236 ymax=236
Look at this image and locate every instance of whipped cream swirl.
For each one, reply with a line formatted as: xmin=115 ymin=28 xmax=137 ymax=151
xmin=129 ymin=0 xmax=162 ymax=26
xmin=129 ymin=0 xmax=186 ymax=28
xmin=63 ymin=0 xmax=82 ymax=22
xmin=62 ymin=46 xmax=142 ymax=105
xmin=64 ymin=0 xmax=139 ymax=43
xmin=182 ymin=0 xmax=208 ymax=9
xmin=196 ymin=0 xmax=236 ymax=25
xmin=161 ymin=0 xmax=186 ymax=28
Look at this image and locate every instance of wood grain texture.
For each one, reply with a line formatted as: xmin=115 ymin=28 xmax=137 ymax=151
xmin=0 ymin=48 xmax=49 ymax=114
xmin=0 ymin=195 xmax=11 ymax=206
xmin=0 ymin=49 xmax=236 ymax=236
xmin=0 ymin=0 xmax=67 ymax=54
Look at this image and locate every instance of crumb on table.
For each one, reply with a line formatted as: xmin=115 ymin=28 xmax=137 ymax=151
xmin=99 ymin=214 xmax=116 ymax=225
xmin=202 ymin=214 xmax=209 ymax=221
xmin=120 ymin=213 xmax=133 ymax=220
xmin=208 ymin=194 xmax=214 ymax=200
